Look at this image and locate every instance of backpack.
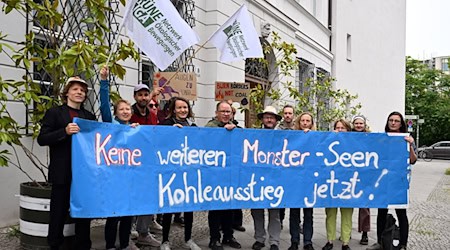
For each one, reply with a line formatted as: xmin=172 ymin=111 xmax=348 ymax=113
xmin=381 ymin=213 xmax=401 ymax=250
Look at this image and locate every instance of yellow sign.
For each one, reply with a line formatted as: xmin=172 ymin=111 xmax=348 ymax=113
xmin=215 ymin=81 xmax=250 ymax=106
xmin=153 ymin=72 xmax=197 ymax=101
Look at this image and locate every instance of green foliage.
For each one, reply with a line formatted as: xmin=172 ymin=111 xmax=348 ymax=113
xmin=445 ymin=168 xmax=450 ymax=176
xmin=405 ymin=56 xmax=450 ymax=146
xmin=246 ymin=32 xmax=361 ymax=130
xmin=0 ymin=0 xmax=139 ymax=183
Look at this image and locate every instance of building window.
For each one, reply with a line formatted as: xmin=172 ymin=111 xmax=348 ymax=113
xmin=442 ymin=58 xmax=449 ymax=72
xmin=297 ymin=58 xmax=315 ymax=110
xmin=346 ymin=34 xmax=352 ymax=61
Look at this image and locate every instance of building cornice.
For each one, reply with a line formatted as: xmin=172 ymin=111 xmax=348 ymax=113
xmin=295 ymin=31 xmax=333 ymax=60
xmin=249 ymin=0 xmax=299 ymax=31
xmin=286 ymin=0 xmax=331 ymax=34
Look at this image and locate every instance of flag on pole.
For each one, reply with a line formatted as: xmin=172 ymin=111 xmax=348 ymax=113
xmin=122 ymin=0 xmax=199 ymax=70
xmin=208 ymin=5 xmax=263 ymax=62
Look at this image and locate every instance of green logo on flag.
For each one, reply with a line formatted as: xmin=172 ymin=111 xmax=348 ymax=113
xmin=223 ymin=20 xmax=242 ymax=39
xmin=133 ymin=0 xmax=164 ymax=28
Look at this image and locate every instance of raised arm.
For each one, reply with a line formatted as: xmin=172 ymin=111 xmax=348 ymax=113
xmin=99 ymin=66 xmax=113 ymax=123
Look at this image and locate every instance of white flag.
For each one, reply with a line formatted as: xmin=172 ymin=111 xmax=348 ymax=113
xmin=122 ymin=0 xmax=199 ymax=70
xmin=208 ymin=5 xmax=263 ymax=62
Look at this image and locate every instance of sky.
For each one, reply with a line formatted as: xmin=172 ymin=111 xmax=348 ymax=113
xmin=406 ymin=0 xmax=450 ymax=59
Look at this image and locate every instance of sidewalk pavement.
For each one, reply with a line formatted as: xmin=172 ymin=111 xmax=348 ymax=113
xmin=89 ymin=160 xmax=450 ymax=250
xmin=1 ymin=160 xmax=448 ymax=250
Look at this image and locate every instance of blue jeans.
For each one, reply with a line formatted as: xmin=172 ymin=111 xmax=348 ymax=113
xmin=303 ymin=208 xmax=314 ymax=245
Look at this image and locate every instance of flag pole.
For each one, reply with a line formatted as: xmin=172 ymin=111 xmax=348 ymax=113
xmin=160 ymin=39 xmax=209 ymax=88
xmin=106 ymin=24 xmax=125 ymax=67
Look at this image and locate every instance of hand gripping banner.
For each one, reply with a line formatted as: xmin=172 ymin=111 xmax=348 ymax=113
xmin=70 ymin=118 xmax=411 ymax=218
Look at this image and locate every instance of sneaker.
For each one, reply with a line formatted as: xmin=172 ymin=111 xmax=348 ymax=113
xmin=161 ymin=241 xmax=171 ymax=250
xmin=341 ymin=245 xmax=351 ymax=250
xmin=137 ymin=234 xmax=161 ymax=247
xmin=222 ymin=237 xmax=241 ymax=249
xmin=151 ymin=220 xmax=163 ymax=231
xmin=130 ymin=230 xmax=139 ymax=240
xmin=304 ymin=244 xmax=315 ymax=250
xmin=322 ymin=242 xmax=333 ymax=250
xmin=252 ymin=241 xmax=265 ymax=250
xmin=183 ymin=239 xmax=201 ymax=250
xmin=209 ymin=240 xmax=224 ymax=250
xmin=360 ymin=234 xmax=368 ymax=245
xmin=123 ymin=241 xmax=140 ymax=250
xmin=288 ymin=242 xmax=299 ymax=250
xmin=366 ymin=243 xmax=381 ymax=250
xmin=270 ymin=245 xmax=279 ymax=250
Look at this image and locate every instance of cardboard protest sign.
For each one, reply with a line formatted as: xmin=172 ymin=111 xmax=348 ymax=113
xmin=153 ymin=72 xmax=197 ymax=100
xmin=215 ymin=81 xmax=250 ymax=106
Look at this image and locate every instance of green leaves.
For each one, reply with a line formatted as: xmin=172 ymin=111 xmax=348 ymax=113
xmin=405 ymin=56 xmax=450 ymax=146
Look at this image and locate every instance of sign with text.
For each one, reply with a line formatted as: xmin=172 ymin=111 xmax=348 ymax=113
xmin=215 ymin=81 xmax=250 ymax=106
xmin=70 ymin=118 xmax=411 ymax=218
xmin=153 ymin=72 xmax=197 ymax=101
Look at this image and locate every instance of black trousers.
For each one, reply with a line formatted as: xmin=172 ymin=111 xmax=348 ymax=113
xmin=105 ymin=216 xmax=132 ymax=249
xmin=377 ymin=208 xmax=409 ymax=246
xmin=208 ymin=210 xmax=234 ymax=241
xmin=48 ymin=184 xmax=91 ymax=250
xmin=231 ymin=209 xmax=243 ymax=227
xmin=162 ymin=212 xmax=193 ymax=242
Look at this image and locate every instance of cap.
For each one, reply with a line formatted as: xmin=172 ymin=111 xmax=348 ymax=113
xmin=134 ymin=84 xmax=150 ymax=93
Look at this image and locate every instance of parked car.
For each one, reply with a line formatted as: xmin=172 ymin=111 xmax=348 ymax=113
xmin=417 ymin=141 xmax=450 ymax=159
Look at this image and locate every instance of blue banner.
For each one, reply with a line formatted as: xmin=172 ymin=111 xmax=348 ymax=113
xmin=70 ymin=118 xmax=410 ymax=218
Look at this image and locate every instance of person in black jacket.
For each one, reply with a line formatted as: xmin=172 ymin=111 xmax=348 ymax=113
xmin=37 ymin=76 xmax=96 ymax=250
xmin=160 ymin=97 xmax=200 ymax=250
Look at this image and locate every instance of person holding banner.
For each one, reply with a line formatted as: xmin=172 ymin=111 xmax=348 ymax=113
xmin=292 ymin=112 xmax=316 ymax=250
xmin=37 ymin=76 xmax=96 ymax=250
xmin=251 ymin=106 xmax=282 ymax=250
xmin=129 ymin=83 xmax=163 ymax=247
xmin=99 ymin=66 xmax=140 ymax=250
xmin=322 ymin=119 xmax=354 ymax=250
xmin=351 ymin=115 xmax=371 ymax=246
xmin=275 ymin=105 xmax=300 ymax=234
xmin=159 ymin=97 xmax=200 ymax=250
xmin=205 ymin=101 xmax=241 ymax=250
xmin=366 ymin=112 xmax=417 ymax=250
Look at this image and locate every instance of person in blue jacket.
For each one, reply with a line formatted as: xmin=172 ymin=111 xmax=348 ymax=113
xmin=99 ymin=66 xmax=140 ymax=250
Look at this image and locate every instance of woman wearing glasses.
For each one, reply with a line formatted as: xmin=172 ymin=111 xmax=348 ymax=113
xmin=366 ymin=112 xmax=417 ymax=250
xmin=159 ymin=97 xmax=200 ymax=250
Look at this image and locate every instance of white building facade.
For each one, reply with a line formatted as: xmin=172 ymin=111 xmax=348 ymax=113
xmin=0 ymin=0 xmax=406 ymax=227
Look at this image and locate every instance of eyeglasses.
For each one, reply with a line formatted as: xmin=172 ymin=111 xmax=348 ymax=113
xmin=149 ymin=103 xmax=159 ymax=108
xmin=218 ymin=110 xmax=232 ymax=114
xmin=388 ymin=119 xmax=401 ymax=123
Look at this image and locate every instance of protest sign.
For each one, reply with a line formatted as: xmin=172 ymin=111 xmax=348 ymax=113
xmin=215 ymin=81 xmax=250 ymax=106
xmin=71 ymin=118 xmax=410 ymax=218
xmin=153 ymin=72 xmax=197 ymax=100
